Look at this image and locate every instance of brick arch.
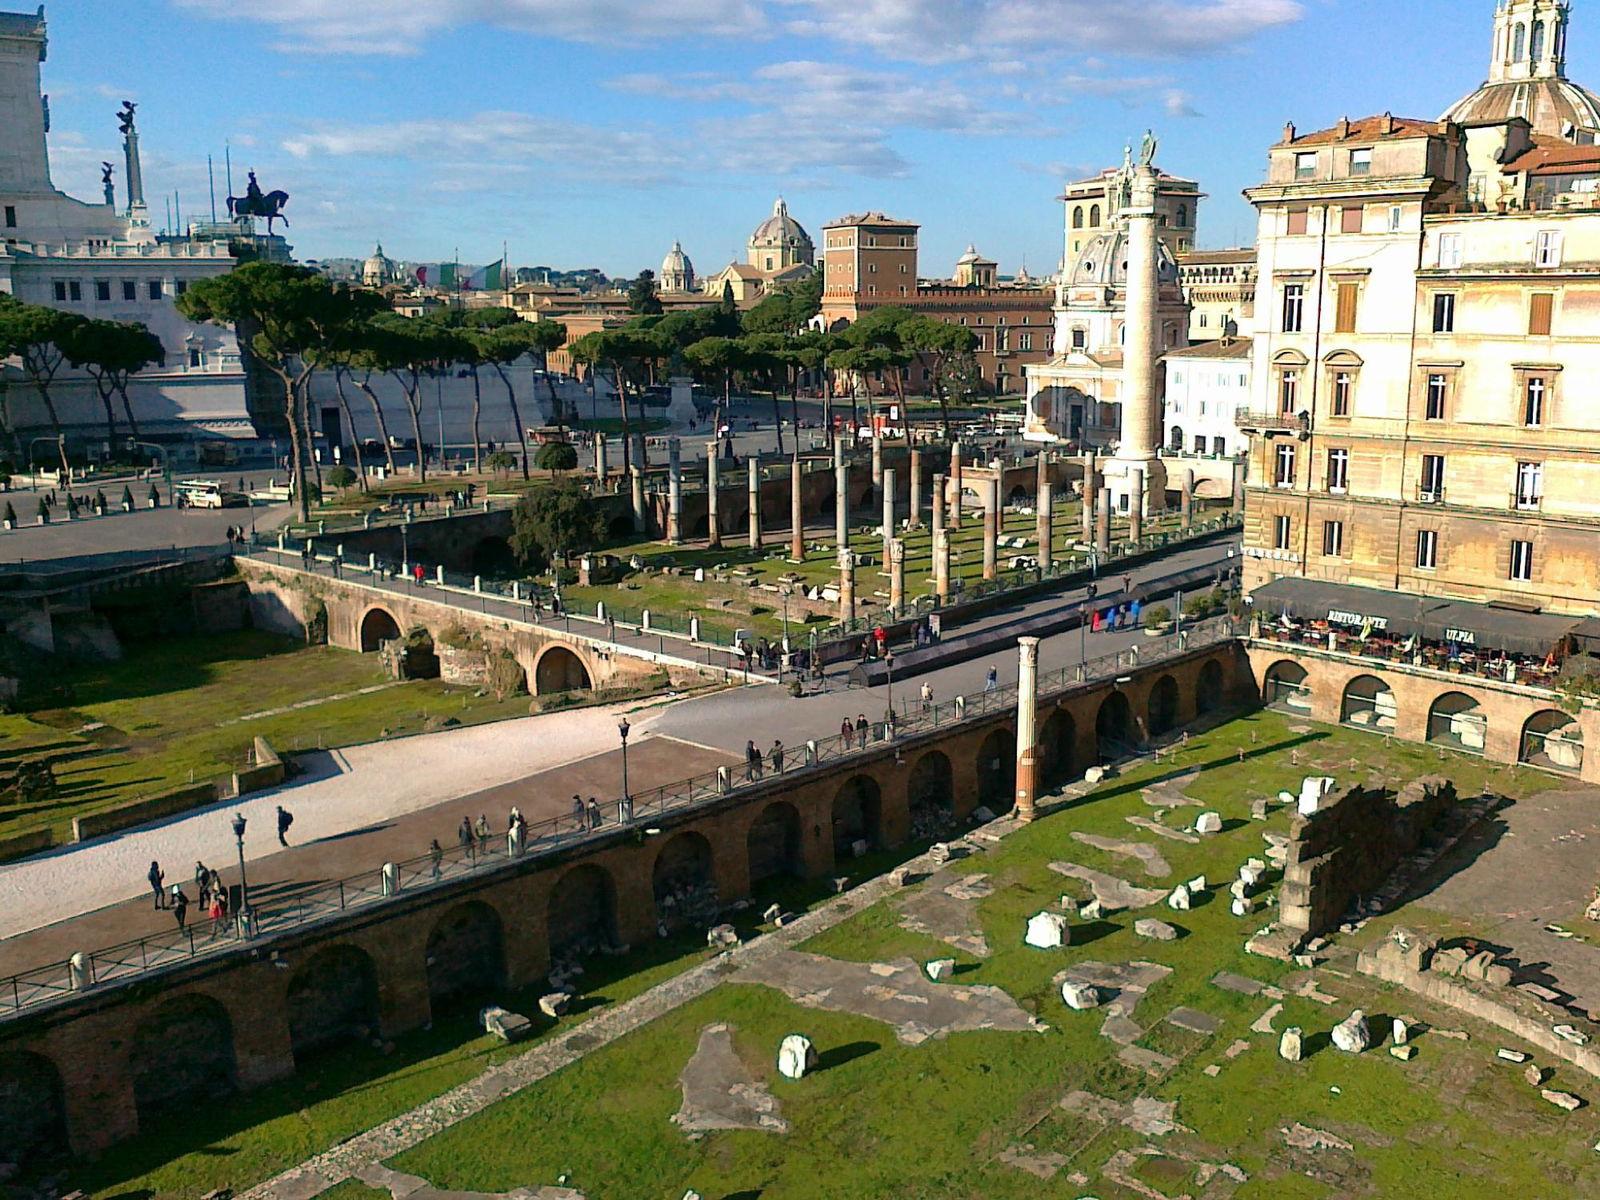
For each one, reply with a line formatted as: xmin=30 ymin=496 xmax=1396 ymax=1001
xmin=547 ymin=862 xmax=619 ymax=957
xmin=1195 ymin=656 xmax=1227 ymax=714
xmin=1147 ymin=673 xmax=1181 ymax=737
xmin=1039 ymin=708 xmax=1077 ymax=790
xmin=359 ymin=605 xmax=403 ymax=652
xmin=285 ymin=944 xmax=380 ymax=1064
xmin=1426 ymin=690 xmax=1487 ymax=755
xmin=1262 ymin=658 xmax=1312 ymax=714
xmin=976 ymin=727 xmax=1016 ymax=814
xmin=747 ymin=800 xmax=804 ymax=885
xmin=0 ymin=1050 xmax=67 ymax=1169
xmin=653 ymin=830 xmax=716 ymax=932
xmin=425 ymin=900 xmax=506 ymax=1012
xmin=533 ymin=644 xmax=594 ymax=695
xmin=1095 ymin=690 xmax=1136 ymax=759
xmin=831 ymin=775 xmax=884 ymax=856
xmin=1521 ymin=709 xmax=1585 ymax=775
xmin=907 ymin=750 xmax=955 ymax=837
xmin=129 ymin=991 xmax=239 ymax=1125
xmin=1340 ymin=673 xmax=1397 ymax=732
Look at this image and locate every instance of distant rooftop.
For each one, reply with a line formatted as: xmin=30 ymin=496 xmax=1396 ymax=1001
xmin=0 ymin=8 xmax=45 ymax=38
xmin=824 ymin=211 xmax=919 ymax=229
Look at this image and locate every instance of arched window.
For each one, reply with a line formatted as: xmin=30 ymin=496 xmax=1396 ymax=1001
xmin=1089 ymin=204 xmax=1101 ymax=226
xmin=1531 ymin=20 xmax=1546 ymax=62
xmin=1177 ymin=204 xmax=1189 ymax=227
xmin=1513 ymin=22 xmax=1527 ymax=61
xmin=1072 ymin=206 xmax=1084 ymax=230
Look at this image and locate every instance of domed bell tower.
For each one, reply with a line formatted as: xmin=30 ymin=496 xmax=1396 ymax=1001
xmin=1491 ymin=0 xmax=1569 ymax=84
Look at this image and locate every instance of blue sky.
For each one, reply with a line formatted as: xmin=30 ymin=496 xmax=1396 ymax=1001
xmin=30 ymin=2 xmax=1561 ymax=278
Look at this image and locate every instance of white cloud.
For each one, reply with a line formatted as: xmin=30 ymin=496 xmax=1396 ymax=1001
xmin=173 ymin=0 xmax=765 ymax=55
xmin=1163 ymin=89 xmax=1201 ymax=118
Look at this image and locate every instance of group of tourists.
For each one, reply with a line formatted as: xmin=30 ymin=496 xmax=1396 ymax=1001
xmin=148 ymin=859 xmax=234 ymax=938
xmin=743 ymin=738 xmax=787 ymax=780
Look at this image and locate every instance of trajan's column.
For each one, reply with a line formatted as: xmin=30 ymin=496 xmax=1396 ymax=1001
xmin=1109 ymin=136 xmax=1167 ymax=516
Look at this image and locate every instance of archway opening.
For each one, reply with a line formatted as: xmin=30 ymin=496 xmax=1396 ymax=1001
xmin=1263 ymin=660 xmax=1311 ymax=714
xmin=907 ymin=750 xmax=955 ymax=839
xmin=1196 ymin=658 xmax=1225 ymax=714
xmin=286 ymin=945 xmax=380 ymax=1065
xmin=425 ymin=901 xmax=506 ymax=1013
xmin=548 ymin=863 xmax=619 ymax=962
xmin=535 ymin=646 xmax=593 ymax=695
xmin=832 ymin=775 xmax=884 ymax=857
xmin=1096 ymin=690 xmax=1136 ymax=760
xmin=396 ymin=627 xmax=440 ymax=679
xmin=1148 ymin=674 xmax=1180 ymax=738
xmin=0 ymin=1052 xmax=67 ymax=1169
xmin=131 ymin=993 xmax=238 ymax=1125
xmin=976 ymin=727 xmax=1016 ymax=814
xmin=607 ymin=514 xmax=636 ymax=540
xmin=653 ymin=831 xmax=717 ymax=933
xmin=470 ymin=536 xmax=517 ymax=579
xmin=1038 ymin=709 xmax=1077 ymax=791
xmin=1341 ymin=674 xmax=1396 ymax=732
xmin=360 ymin=607 xmax=402 ymax=652
xmin=1522 ymin=710 xmax=1585 ymax=774
xmin=748 ymin=801 xmax=804 ymax=885
xmin=1427 ymin=691 xmax=1487 ymax=755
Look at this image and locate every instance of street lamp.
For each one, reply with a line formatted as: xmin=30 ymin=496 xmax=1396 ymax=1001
xmin=618 ymin=716 xmax=632 ymax=807
xmin=230 ymin=812 xmax=252 ymax=937
xmin=884 ymin=649 xmax=896 ymax=727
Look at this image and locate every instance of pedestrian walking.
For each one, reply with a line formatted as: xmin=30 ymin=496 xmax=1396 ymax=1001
xmin=874 ymin=625 xmax=888 ymax=657
xmin=920 ymin=681 xmax=934 ymax=712
xmin=172 ymin=887 xmax=189 ymax=933
xmin=194 ymin=861 xmax=211 ymax=907
xmin=985 ymin=666 xmax=998 ymax=693
xmin=840 ymin=716 xmax=854 ymax=744
xmin=745 ymin=739 xmax=762 ymax=781
xmin=208 ymin=893 xmax=227 ymax=939
xmin=769 ymin=739 xmax=784 ymax=774
xmin=148 ymin=860 xmax=166 ymax=910
xmin=474 ymin=813 xmax=491 ymax=855
xmin=860 ymin=635 xmax=873 ymax=664
xmin=429 ymin=839 xmax=444 ymax=881
xmin=1122 ymin=573 xmax=1133 ymax=596
xmin=572 ymin=794 xmax=586 ymax=826
xmin=413 ymin=562 xmax=426 ymax=586
xmin=855 ymin=714 xmax=869 ymax=750
xmin=458 ymin=815 xmax=474 ymax=859
xmin=276 ymin=805 xmax=294 ymax=847
xmin=587 ymin=797 xmax=603 ymax=828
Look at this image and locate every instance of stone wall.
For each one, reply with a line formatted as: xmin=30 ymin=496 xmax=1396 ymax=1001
xmin=1277 ymin=775 xmax=1457 ymax=945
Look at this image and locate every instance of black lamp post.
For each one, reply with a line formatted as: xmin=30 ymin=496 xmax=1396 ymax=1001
xmin=618 ymin=716 xmax=632 ymax=806
xmin=230 ymin=812 xmax=252 ymax=937
xmin=884 ymin=649 xmax=895 ymax=727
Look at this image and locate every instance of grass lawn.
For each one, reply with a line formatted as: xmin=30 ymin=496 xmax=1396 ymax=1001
xmin=0 ymin=631 xmax=542 ymax=844
xmin=380 ymin=712 xmax=1596 ymax=1200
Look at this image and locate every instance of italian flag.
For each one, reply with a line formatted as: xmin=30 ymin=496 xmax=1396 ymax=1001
xmin=464 ymin=259 xmax=504 ymax=291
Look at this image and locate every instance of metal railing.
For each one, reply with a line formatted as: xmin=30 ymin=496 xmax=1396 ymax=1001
xmin=0 ymin=616 xmax=1238 ymax=1020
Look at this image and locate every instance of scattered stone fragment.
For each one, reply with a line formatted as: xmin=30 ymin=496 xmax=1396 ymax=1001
xmin=1025 ymin=911 xmax=1070 ymax=949
xmin=1543 ymin=1089 xmax=1584 ymax=1112
xmin=850 ymin=839 xmax=869 ymax=859
xmin=1048 ymin=861 xmax=1167 ymax=911
xmin=1168 ymin=886 xmax=1192 ymax=911
xmin=1279 ymin=1027 xmax=1304 ymax=1061
xmin=1080 ymin=898 xmax=1105 ymax=921
xmin=972 ymin=806 xmax=997 ymax=823
xmin=1391 ymin=1045 xmax=1417 ymax=1061
xmin=1250 ymin=797 xmax=1271 ymax=821
xmin=1213 ymin=971 xmax=1264 ymax=996
xmin=1251 ymin=1003 xmax=1285 ymax=1035
xmin=1224 ymin=1038 xmax=1252 ymax=1060
xmin=1187 ymin=875 xmax=1208 ymax=893
xmin=537 ymin=993 xmax=572 ymax=1019
xmin=1434 ymin=1029 xmax=1470 ymax=1041
xmin=1072 ymin=831 xmax=1172 ymax=877
xmin=1332 ymin=1010 xmax=1371 ymax=1054
xmin=762 ymin=903 xmax=782 ymax=923
xmin=1136 ymin=918 xmax=1179 ymax=942
xmin=1555 ymin=1025 xmax=1591 ymax=1046
xmin=1195 ymin=811 xmax=1223 ymax=835
xmin=480 ymin=1006 xmax=534 ymax=1041
xmin=777 ymin=1034 xmax=818 ymax=1080
xmin=1166 ymin=1006 xmax=1224 ymax=1036
xmin=1084 ymin=766 xmax=1108 ymax=784
xmin=929 ymin=843 xmax=952 ymax=865
xmin=1231 ymin=897 xmax=1257 ymax=918
xmin=1292 ymin=976 xmax=1338 ymax=1005
xmin=1059 ymin=894 xmax=1080 ymax=914
xmin=1392 ymin=1017 xmax=1410 ymax=1046
xmin=898 ymin=871 xmax=993 ymax=957
xmin=1526 ymin=1064 xmax=1549 ymax=1087
xmin=1119 ymin=1044 xmax=1179 ymax=1076
xmin=707 ymin=925 xmax=740 ymax=950
xmin=888 ymin=867 xmax=913 ymax=888
xmin=926 ymin=959 xmax=956 ymax=982
xmin=1204 ymin=1063 xmax=1221 ymax=1076
xmin=1058 ymin=1091 xmax=1188 ymax=1137
xmin=996 ymin=1144 xmax=1068 ymax=1180
xmin=1498 ymin=1048 xmax=1529 ymax=1064
xmin=1062 ymin=980 xmax=1104 ymax=1010
xmin=1283 ymin=1123 xmax=1354 ymax=1152
xmin=1126 ymin=814 xmax=1201 ymax=844
xmin=672 ymin=1024 xmax=789 ymax=1135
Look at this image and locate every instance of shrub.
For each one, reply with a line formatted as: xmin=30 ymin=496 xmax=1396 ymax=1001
xmin=485 ymin=450 xmax=518 ymax=474
xmin=304 ymin=599 xmax=328 ymax=646
xmin=534 ymin=441 xmax=578 ymax=473
xmin=147 ymin=483 xmax=160 ymax=505
xmin=1143 ymin=604 xmax=1172 ymax=628
xmin=487 ymin=650 xmax=527 ymax=700
xmin=327 ymin=465 xmax=357 ymax=490
xmin=1182 ymin=594 xmax=1215 ymax=621
xmin=121 ymin=485 xmax=134 ymax=509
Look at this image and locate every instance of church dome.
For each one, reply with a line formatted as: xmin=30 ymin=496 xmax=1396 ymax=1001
xmin=1443 ymin=76 xmax=1600 ymax=138
xmin=750 ymin=197 xmax=812 ymax=252
xmin=362 ymin=243 xmax=397 ymax=287
xmin=1073 ymin=228 xmax=1180 ymax=288
xmin=660 ymin=240 xmax=695 ymax=292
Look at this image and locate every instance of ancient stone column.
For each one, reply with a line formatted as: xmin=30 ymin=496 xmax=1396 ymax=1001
xmin=871 ymin=429 xmax=884 ymax=491
xmin=909 ymin=447 xmax=924 ymax=528
xmin=706 ymin=442 xmax=722 ymax=549
xmin=838 ymin=549 xmax=856 ymax=624
xmin=934 ymin=527 xmax=951 ymax=601
xmin=632 ymin=431 xmax=648 ymax=471
xmin=1096 ymin=486 xmax=1112 ymax=555
xmin=667 ymin=437 xmax=683 ymax=544
xmin=1015 ymin=636 xmax=1041 ymax=823
xmin=949 ymin=441 xmax=963 ymax=530
xmin=1181 ymin=468 xmax=1195 ymax=530
xmin=889 ymin=537 xmax=906 ymax=614
xmin=1036 ymin=478 xmax=1054 ymax=564
xmin=932 ymin=472 xmax=947 ymax=535
xmin=1113 ymin=163 xmax=1168 ymax=510
xmin=1081 ymin=451 xmax=1097 ymax=542
xmin=881 ymin=466 xmax=897 ymax=567
xmin=595 ymin=433 xmax=608 ymax=485
xmin=1232 ymin=460 xmax=1246 ymax=514
xmin=982 ymin=478 xmax=999 ymax=581
xmin=1128 ymin=468 xmax=1145 ymax=543
xmin=790 ymin=451 xmax=805 ymax=562
xmin=630 ymin=467 xmax=646 ymax=534
xmin=835 ymin=441 xmax=849 ymax=550
xmin=748 ymin=457 xmax=763 ymax=550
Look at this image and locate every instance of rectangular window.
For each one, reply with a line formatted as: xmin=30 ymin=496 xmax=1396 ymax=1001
xmin=1348 ymin=148 xmax=1372 ymax=176
xmin=1274 ymin=514 xmax=1292 ymax=550
xmin=1327 ymin=448 xmax=1349 ymax=492
xmin=1341 ymin=205 xmax=1363 ymax=233
xmin=175 ymin=279 xmax=188 ymax=297
xmin=1516 ymin=461 xmax=1543 ymax=509
xmin=1286 ymin=209 xmax=1308 ymax=236
xmin=147 ymin=280 xmax=163 ymax=300
xmin=1416 ymin=529 xmax=1439 ymax=570
xmin=1433 ymin=293 xmax=1456 ymax=333
xmin=52 ymin=280 xmax=66 ymax=302
xmin=68 ymin=281 xmax=81 ymax=302
xmin=1322 ymin=520 xmax=1345 ymax=557
xmin=1282 ymin=283 xmax=1305 ymax=332
xmin=1536 ymin=229 xmax=1563 ymax=267
xmin=1071 ymin=327 xmax=1086 ymax=350
xmin=1279 ymin=368 xmax=1300 ymax=414
xmin=1524 ymin=376 xmax=1547 ymax=426
xmin=1294 ymin=152 xmax=1317 ymax=180
xmin=188 ymin=348 xmax=203 ymax=368
xmin=1438 ymin=232 xmax=1462 ymax=269
xmin=1274 ymin=443 xmax=1297 ymax=487
xmin=1020 ymin=333 xmax=1033 ymax=351
xmin=3 ymin=205 xmax=15 ymax=228
xmin=1388 ymin=206 xmax=1403 ymax=233
xmin=122 ymin=280 xmax=136 ymax=301
xmin=1426 ymin=373 xmax=1448 ymax=420
xmin=1421 ymin=453 xmax=1446 ymax=501
xmin=94 ymin=280 xmax=110 ymax=302
xmin=1195 ymin=434 xmax=1207 ymax=454
xmin=1529 ymin=292 xmax=1554 ymax=336
xmin=1510 ymin=539 xmax=1534 ymax=582
xmin=1333 ymin=371 xmax=1353 ymax=416
xmin=1334 ymin=282 xmax=1359 ymax=333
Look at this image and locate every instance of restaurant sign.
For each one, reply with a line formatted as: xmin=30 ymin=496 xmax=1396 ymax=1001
xmin=1327 ymin=608 xmax=1387 ymax=630
xmin=1445 ymin=627 xmax=1477 ymax=645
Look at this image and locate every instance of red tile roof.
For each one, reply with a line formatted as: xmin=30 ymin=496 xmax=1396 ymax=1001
xmin=1288 ymin=115 xmax=1443 ymax=146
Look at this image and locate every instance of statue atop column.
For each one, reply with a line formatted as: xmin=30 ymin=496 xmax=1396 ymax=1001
xmin=1139 ymin=128 xmax=1159 ymax=168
